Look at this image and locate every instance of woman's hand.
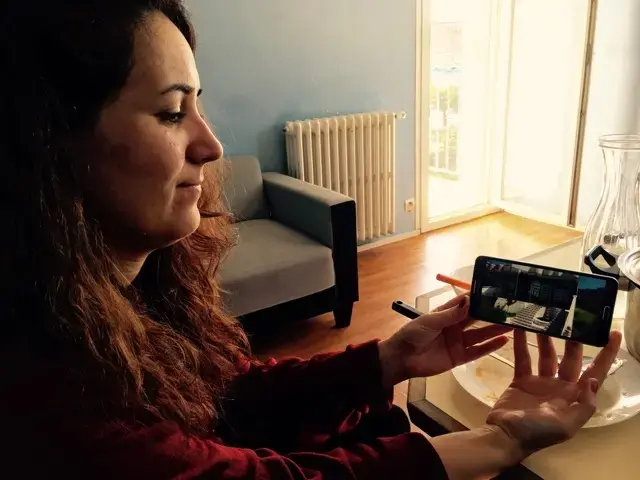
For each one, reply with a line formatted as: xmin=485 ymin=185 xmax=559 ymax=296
xmin=486 ymin=329 xmax=622 ymax=459
xmin=379 ymin=294 xmax=511 ymax=388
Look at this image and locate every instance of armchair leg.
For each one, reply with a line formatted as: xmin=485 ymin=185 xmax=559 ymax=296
xmin=334 ymin=302 xmax=354 ymax=328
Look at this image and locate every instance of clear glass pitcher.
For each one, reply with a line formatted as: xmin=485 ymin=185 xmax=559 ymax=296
xmin=581 ymin=134 xmax=640 ymax=272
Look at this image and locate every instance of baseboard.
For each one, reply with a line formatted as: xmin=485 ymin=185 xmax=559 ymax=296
xmin=357 ymin=230 xmax=421 ymax=252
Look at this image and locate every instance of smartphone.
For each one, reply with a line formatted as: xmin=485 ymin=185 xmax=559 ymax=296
xmin=469 ymin=256 xmax=618 ymax=347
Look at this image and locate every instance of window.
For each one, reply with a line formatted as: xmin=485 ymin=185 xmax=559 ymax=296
xmin=530 ymin=281 xmax=541 ymax=299
xmin=429 ymin=22 xmax=462 ymax=174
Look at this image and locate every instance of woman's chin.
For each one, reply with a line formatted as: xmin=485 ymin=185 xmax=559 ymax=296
xmin=157 ymin=210 xmax=202 ymax=246
xmin=176 ymin=209 xmax=202 ymax=237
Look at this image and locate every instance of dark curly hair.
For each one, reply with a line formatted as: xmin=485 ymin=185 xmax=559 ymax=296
xmin=0 ymin=0 xmax=249 ymax=434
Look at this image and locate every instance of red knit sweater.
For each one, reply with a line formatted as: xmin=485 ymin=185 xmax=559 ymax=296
xmin=2 ymin=341 xmax=447 ymax=479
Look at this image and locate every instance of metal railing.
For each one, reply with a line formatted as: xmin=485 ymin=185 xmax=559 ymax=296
xmin=429 ymin=69 xmax=460 ymax=177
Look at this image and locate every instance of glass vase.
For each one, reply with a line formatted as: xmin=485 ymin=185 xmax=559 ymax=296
xmin=581 ymin=134 xmax=640 ymax=269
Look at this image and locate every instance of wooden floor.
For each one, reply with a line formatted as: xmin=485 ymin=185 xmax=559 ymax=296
xmin=252 ymin=212 xmax=580 ymax=422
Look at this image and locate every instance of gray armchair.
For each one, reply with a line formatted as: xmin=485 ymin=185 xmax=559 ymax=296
xmin=218 ymin=155 xmax=359 ymax=328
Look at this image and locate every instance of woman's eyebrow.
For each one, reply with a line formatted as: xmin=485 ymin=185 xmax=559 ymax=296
xmin=160 ymin=83 xmax=202 ymax=96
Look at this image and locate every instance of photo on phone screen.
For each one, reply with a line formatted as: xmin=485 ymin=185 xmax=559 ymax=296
xmin=469 ymin=256 xmax=618 ymax=347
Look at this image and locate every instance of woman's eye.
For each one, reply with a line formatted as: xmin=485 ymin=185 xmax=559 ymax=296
xmin=156 ymin=111 xmax=187 ymax=125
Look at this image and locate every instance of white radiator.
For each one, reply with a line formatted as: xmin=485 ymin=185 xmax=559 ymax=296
xmin=284 ymin=112 xmax=404 ymax=243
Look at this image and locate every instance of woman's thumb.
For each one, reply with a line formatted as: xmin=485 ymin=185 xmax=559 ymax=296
xmin=422 ymin=296 xmax=468 ymax=330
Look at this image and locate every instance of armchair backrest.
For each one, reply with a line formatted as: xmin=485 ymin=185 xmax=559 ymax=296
xmin=220 ymin=155 xmax=269 ymax=222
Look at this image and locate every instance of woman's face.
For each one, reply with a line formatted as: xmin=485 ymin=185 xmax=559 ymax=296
xmin=84 ymin=12 xmax=222 ymax=252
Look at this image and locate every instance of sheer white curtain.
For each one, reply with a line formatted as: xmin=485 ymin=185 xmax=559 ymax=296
xmin=490 ymin=0 xmax=591 ymax=225
xmin=576 ymin=0 xmax=640 ymax=227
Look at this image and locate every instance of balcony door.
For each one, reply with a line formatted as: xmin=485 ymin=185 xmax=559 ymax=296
xmin=420 ymin=0 xmax=495 ymax=231
xmin=419 ymin=0 xmax=594 ymax=231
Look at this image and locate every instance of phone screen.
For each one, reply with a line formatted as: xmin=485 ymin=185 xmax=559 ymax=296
xmin=469 ymin=256 xmax=619 ymax=347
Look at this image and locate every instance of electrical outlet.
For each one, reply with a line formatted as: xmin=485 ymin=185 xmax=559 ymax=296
xmin=404 ymin=198 xmax=415 ymax=212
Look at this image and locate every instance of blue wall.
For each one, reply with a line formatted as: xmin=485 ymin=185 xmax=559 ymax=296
xmin=187 ymin=0 xmax=417 ymax=234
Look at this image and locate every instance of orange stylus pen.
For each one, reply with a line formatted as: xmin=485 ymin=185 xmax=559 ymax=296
xmin=435 ymin=273 xmax=471 ymax=291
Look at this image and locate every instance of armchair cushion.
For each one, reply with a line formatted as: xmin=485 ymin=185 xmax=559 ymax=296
xmin=262 ymin=173 xmax=359 ymax=307
xmin=219 ymin=219 xmax=335 ymax=317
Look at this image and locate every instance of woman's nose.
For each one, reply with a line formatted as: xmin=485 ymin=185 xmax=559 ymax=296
xmin=188 ymin=115 xmax=223 ymax=165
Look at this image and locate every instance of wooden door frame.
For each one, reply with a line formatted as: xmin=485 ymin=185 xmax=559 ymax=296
xmin=415 ymin=0 xmax=430 ymax=232
xmin=567 ymin=0 xmax=599 ymax=228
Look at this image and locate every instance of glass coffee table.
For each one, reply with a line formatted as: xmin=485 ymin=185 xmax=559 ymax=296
xmin=407 ymin=238 xmax=635 ymax=480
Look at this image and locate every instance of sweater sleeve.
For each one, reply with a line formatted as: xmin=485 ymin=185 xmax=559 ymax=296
xmin=2 ymin=347 xmax=450 ymax=480
xmin=219 ymin=341 xmax=394 ymax=451
xmin=72 ymin=421 xmax=449 ymax=480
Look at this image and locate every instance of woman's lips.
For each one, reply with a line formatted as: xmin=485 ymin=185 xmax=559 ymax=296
xmin=176 ymin=184 xmax=202 ymax=198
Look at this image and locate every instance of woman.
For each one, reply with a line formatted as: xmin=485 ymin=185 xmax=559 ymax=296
xmin=0 ymin=1 xmax=621 ymax=479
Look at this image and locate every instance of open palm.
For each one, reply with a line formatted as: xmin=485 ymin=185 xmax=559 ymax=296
xmin=487 ymin=329 xmax=622 ymax=455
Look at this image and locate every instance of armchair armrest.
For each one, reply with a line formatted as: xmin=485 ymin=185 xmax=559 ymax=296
xmin=262 ymin=172 xmax=358 ymax=305
xmin=262 ymin=173 xmax=352 ymax=247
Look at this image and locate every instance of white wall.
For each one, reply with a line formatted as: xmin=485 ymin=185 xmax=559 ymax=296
xmin=576 ymin=0 xmax=640 ymax=226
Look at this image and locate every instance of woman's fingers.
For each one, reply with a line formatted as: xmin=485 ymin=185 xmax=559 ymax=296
xmin=460 ymin=316 xmax=478 ymax=330
xmin=513 ymin=330 xmax=532 ymax=378
xmin=579 ymin=331 xmax=622 ymax=386
xmin=452 ymin=286 xmax=467 ymax=296
xmin=433 ymin=293 xmax=476 ymax=329
xmin=464 ymin=336 xmax=510 ymax=363
xmin=560 ymin=333 xmax=621 ymax=432
xmin=564 ymin=379 xmax=599 ymax=433
xmin=558 ymin=341 xmax=583 ymax=382
xmin=433 ymin=293 xmax=469 ymax=313
xmin=463 ymin=324 xmax=512 ymax=347
xmin=537 ymin=334 xmax=558 ymax=377
xmin=421 ymin=296 xmax=469 ymax=330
